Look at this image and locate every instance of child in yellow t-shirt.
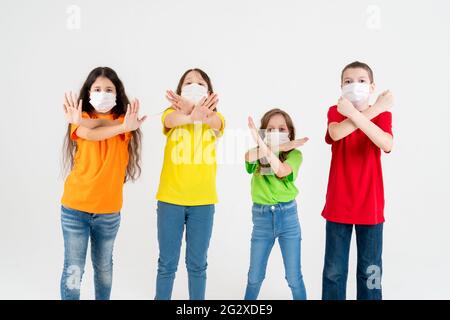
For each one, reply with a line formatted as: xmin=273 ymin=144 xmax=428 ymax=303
xmin=155 ymin=68 xmax=225 ymax=300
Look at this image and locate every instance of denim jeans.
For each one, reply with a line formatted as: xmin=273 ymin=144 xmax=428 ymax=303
xmin=155 ymin=201 xmax=215 ymax=300
xmin=60 ymin=205 xmax=121 ymax=300
xmin=322 ymin=221 xmax=383 ymax=300
xmin=244 ymin=200 xmax=307 ymax=300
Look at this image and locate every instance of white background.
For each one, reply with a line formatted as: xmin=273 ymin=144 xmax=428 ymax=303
xmin=1 ymin=0 xmax=449 ymax=300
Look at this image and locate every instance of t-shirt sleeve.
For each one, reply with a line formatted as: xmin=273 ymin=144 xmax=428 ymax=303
xmin=284 ymin=149 xmax=303 ymax=182
xmin=374 ymin=111 xmax=393 ymax=136
xmin=70 ymin=112 xmax=91 ymax=141
xmin=161 ymin=107 xmax=176 ymax=136
xmin=245 ymin=161 xmax=258 ymax=174
xmin=325 ymin=106 xmax=345 ymax=145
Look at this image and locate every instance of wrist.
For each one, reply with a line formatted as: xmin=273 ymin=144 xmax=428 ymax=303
xmin=347 ymin=109 xmax=361 ymax=121
xmin=119 ymin=122 xmax=128 ymax=134
xmin=369 ymin=103 xmax=383 ymax=116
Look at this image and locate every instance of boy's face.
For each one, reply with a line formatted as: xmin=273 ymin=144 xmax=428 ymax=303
xmin=341 ymin=68 xmax=375 ymax=93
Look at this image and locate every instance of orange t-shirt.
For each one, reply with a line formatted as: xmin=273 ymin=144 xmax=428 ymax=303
xmin=61 ymin=112 xmax=132 ymax=214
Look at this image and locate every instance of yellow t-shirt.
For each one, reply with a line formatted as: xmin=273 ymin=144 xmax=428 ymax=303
xmin=61 ymin=112 xmax=132 ymax=214
xmin=156 ymin=108 xmax=225 ymax=206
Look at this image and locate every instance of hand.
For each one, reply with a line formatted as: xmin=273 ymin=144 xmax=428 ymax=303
xmin=278 ymin=138 xmax=309 ymax=152
xmin=166 ymin=90 xmax=194 ymax=115
xmin=63 ymin=91 xmax=82 ymax=125
xmin=337 ymin=96 xmax=358 ymax=118
xmin=248 ymin=116 xmax=268 ymax=150
xmin=373 ymin=90 xmax=394 ymax=114
xmin=122 ymin=99 xmax=147 ymax=132
xmin=190 ymin=93 xmax=219 ymax=122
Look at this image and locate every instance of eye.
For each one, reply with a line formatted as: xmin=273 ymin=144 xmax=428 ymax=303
xmin=93 ymin=88 xmax=101 ymax=92
xmin=185 ymin=82 xmax=192 ymax=85
xmin=359 ymin=79 xmax=367 ymax=83
xmin=344 ymin=80 xmax=352 ymax=85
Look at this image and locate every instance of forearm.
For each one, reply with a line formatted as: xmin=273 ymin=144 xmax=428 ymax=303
xmin=78 ymin=118 xmax=120 ymax=129
xmin=255 ymin=142 xmax=292 ymax=178
xmin=349 ymin=111 xmax=393 ymax=152
xmin=265 ymin=151 xmax=292 ymax=178
xmin=329 ymin=106 xmax=381 ymax=141
xmin=204 ymin=113 xmax=222 ymax=131
xmin=245 ymin=147 xmax=266 ymax=163
xmin=77 ymin=124 xmax=126 ymax=141
xmin=164 ymin=110 xmax=193 ymax=128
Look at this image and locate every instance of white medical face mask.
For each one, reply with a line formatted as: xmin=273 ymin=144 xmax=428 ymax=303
xmin=89 ymin=91 xmax=117 ymax=113
xmin=181 ymin=83 xmax=208 ymax=104
xmin=342 ymin=82 xmax=371 ymax=109
xmin=264 ymin=131 xmax=290 ymax=146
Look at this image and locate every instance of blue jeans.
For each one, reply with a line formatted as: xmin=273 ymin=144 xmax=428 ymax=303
xmin=60 ymin=205 xmax=121 ymax=300
xmin=322 ymin=221 xmax=383 ymax=300
xmin=155 ymin=201 xmax=215 ymax=300
xmin=245 ymin=200 xmax=307 ymax=300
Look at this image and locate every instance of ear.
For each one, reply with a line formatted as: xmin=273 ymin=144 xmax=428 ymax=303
xmin=370 ymin=82 xmax=376 ymax=94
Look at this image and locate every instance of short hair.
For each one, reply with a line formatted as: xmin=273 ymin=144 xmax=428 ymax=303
xmin=341 ymin=61 xmax=374 ymax=83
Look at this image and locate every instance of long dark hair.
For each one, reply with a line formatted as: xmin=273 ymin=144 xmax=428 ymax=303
xmin=258 ymin=108 xmax=296 ymax=171
xmin=175 ymin=68 xmax=217 ymax=111
xmin=62 ymin=67 xmax=142 ymax=182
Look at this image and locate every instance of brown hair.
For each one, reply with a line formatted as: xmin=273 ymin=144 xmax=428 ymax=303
xmin=341 ymin=61 xmax=374 ymax=84
xmin=62 ymin=67 xmax=142 ymax=182
xmin=175 ymin=68 xmax=217 ymax=111
xmin=258 ymin=108 xmax=296 ymax=171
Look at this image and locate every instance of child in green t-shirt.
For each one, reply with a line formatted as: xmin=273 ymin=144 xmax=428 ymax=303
xmin=244 ymin=108 xmax=309 ymax=300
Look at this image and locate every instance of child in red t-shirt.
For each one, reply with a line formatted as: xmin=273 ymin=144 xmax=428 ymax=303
xmin=322 ymin=61 xmax=394 ymax=300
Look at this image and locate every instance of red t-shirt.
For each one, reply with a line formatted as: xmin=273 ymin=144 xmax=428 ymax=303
xmin=322 ymin=105 xmax=393 ymax=225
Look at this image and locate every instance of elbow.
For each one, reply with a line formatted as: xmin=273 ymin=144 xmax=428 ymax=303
xmin=274 ymin=165 xmax=292 ymax=179
xmin=382 ymin=143 xmax=393 ymax=153
xmin=382 ymin=136 xmax=393 ymax=153
xmin=328 ymin=129 xmax=339 ymax=142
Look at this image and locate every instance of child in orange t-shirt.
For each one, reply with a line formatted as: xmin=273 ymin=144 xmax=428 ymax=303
xmin=60 ymin=67 xmax=146 ymax=300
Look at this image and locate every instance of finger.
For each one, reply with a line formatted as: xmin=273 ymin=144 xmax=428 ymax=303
xmin=135 ymin=98 xmax=140 ymax=114
xmin=77 ymin=99 xmax=83 ymax=111
xmin=248 ymin=116 xmax=255 ymax=128
xmin=126 ymin=104 xmax=131 ymax=117
xmin=205 ymin=93 xmax=217 ymax=106
xmin=66 ymin=91 xmax=74 ymax=107
xmin=208 ymin=100 xmax=218 ymax=112
xmin=198 ymin=96 xmax=207 ymax=106
xmin=64 ymin=92 xmax=71 ymax=107
xmin=71 ymin=91 xmax=78 ymax=107
xmin=139 ymin=115 xmax=147 ymax=123
xmin=165 ymin=94 xmax=176 ymax=103
xmin=206 ymin=96 xmax=218 ymax=109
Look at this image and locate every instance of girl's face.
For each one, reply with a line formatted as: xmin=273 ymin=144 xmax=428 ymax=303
xmin=266 ymin=114 xmax=289 ymax=133
xmin=182 ymin=71 xmax=209 ymax=91
xmin=90 ymin=76 xmax=116 ymax=95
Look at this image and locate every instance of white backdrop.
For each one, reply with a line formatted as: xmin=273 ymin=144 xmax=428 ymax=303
xmin=1 ymin=0 xmax=449 ymax=300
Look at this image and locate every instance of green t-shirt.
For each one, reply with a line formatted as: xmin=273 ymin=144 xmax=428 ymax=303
xmin=246 ymin=149 xmax=303 ymax=205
